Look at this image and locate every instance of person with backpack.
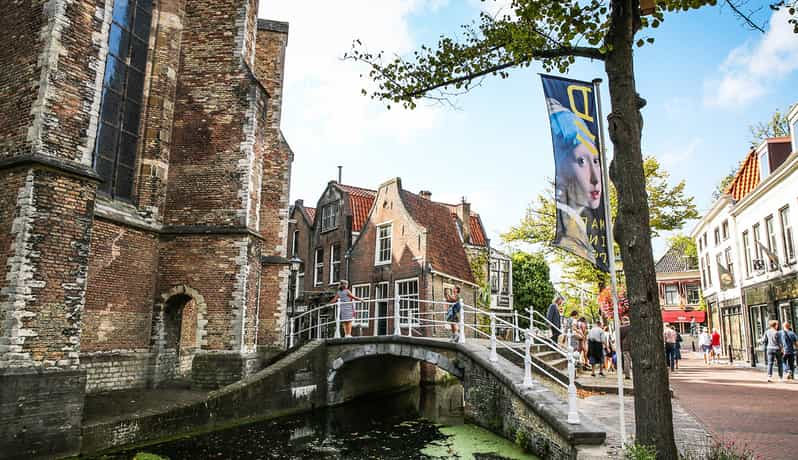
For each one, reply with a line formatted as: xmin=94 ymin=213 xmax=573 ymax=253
xmin=761 ymin=320 xmax=784 ymax=382
xmin=445 ymin=286 xmax=463 ymax=342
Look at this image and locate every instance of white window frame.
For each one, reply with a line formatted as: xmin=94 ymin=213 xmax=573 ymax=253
xmin=375 ymin=222 xmax=393 ymax=266
xmin=721 ymin=220 xmax=729 ymax=240
xmin=742 ymin=230 xmax=751 ymax=278
xmin=664 ymin=284 xmax=679 ymax=306
xmin=329 ymin=244 xmax=341 ymax=285
xmin=291 ymin=230 xmax=299 ymax=256
xmin=753 ymin=223 xmax=762 ymax=261
xmin=320 ymin=202 xmax=338 ymax=232
xmin=395 ymin=277 xmax=419 ymax=327
xmin=500 ymin=259 xmax=510 ymax=295
xmin=352 ymin=284 xmax=370 ymax=327
xmin=314 ymin=248 xmax=323 ymax=286
xmin=766 ymin=215 xmax=779 ymax=270
xmin=780 ymin=206 xmax=795 ymax=263
xmin=686 ymin=285 xmax=700 ymax=305
xmin=725 ymin=247 xmax=734 ymax=279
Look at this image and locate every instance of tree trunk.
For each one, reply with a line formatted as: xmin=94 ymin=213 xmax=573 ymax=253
xmin=605 ymin=1 xmax=677 ymax=458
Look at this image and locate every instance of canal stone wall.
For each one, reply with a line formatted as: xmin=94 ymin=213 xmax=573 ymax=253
xmin=82 ymin=337 xmax=607 ymax=459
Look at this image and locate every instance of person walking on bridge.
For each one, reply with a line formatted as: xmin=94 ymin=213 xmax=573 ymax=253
xmin=445 ymin=286 xmax=463 ymax=342
xmin=546 ymin=294 xmax=564 ymax=344
xmin=330 ymin=280 xmax=363 ymax=338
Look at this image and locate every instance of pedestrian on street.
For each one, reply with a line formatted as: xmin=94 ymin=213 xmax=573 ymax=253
xmin=330 ymin=280 xmax=363 ymax=338
xmin=603 ymin=324 xmax=615 ymax=373
xmin=620 ymin=317 xmax=632 ymax=380
xmin=664 ymin=322 xmax=677 ymax=372
xmin=445 ymin=286 xmax=463 ymax=342
xmin=711 ymin=328 xmax=722 ymax=364
xmin=674 ymin=330 xmax=683 ymax=370
xmin=587 ymin=322 xmax=606 ymax=377
xmin=780 ymin=321 xmax=797 ymax=380
xmin=760 ymin=320 xmax=784 ymax=383
xmin=564 ymin=310 xmax=581 ymax=354
xmin=546 ymin=294 xmax=564 ymax=345
xmin=698 ymin=327 xmax=712 ymax=365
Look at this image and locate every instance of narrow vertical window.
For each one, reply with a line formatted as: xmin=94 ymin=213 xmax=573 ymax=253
xmin=292 ymin=230 xmax=299 ymax=256
xmin=94 ymin=0 xmax=152 ymax=200
xmin=766 ymin=215 xmax=779 ymax=270
xmin=781 ymin=206 xmax=795 ymax=263
xmin=742 ymin=231 xmax=751 ymax=277
xmin=376 ymin=223 xmax=392 ymax=264
xmin=314 ymin=248 xmax=324 ymax=286
xmin=330 ymin=244 xmax=341 ymax=284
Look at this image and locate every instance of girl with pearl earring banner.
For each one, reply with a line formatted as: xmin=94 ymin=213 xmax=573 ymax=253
xmin=541 ymin=74 xmax=609 ymax=273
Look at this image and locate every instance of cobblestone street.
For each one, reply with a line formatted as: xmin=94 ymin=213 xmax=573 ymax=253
xmin=670 ymin=352 xmax=798 ymax=459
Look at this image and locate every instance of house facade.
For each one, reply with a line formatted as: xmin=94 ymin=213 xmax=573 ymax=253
xmin=0 ymin=2 xmax=294 ymax=456
xmin=655 ymin=245 xmax=704 ymax=334
xmin=692 ymin=108 xmax=798 ymax=364
xmin=287 ymin=177 xmax=512 ymax=338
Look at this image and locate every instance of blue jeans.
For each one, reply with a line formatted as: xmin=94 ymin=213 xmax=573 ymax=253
xmin=665 ymin=343 xmax=676 ymax=371
xmin=766 ymin=349 xmax=783 ymax=378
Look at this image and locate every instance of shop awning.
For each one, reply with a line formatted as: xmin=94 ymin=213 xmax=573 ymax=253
xmin=661 ymin=310 xmax=706 ymax=323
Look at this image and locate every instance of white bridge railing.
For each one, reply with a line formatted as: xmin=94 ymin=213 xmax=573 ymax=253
xmin=288 ymin=297 xmax=580 ymax=424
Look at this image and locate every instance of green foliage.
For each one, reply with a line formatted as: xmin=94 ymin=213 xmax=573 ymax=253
xmin=510 ymin=251 xmax=556 ymax=323
xmin=503 ymin=157 xmax=697 ymax=289
xmin=132 ymin=454 xmax=169 ymax=460
xmin=667 ymin=233 xmax=698 ymax=262
xmin=624 ymin=443 xmax=657 ymax=460
xmin=712 ymin=164 xmax=739 ymax=200
xmin=749 ymin=107 xmax=791 ymax=146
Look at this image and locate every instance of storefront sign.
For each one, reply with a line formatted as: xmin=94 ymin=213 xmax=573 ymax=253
xmin=773 ymin=275 xmax=798 ymax=300
xmin=745 ymin=285 xmax=771 ymax=306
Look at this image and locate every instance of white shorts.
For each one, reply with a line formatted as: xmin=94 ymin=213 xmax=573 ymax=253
xmin=712 ymin=346 xmax=721 ymax=354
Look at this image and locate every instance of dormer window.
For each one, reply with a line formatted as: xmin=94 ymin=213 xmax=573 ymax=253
xmin=321 ymin=202 xmax=339 ymax=232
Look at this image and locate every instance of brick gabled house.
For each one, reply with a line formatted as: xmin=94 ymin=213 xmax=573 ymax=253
xmin=655 ymin=244 xmax=704 ymax=334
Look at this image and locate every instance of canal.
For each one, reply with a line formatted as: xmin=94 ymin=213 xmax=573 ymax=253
xmin=97 ymin=382 xmax=539 ymax=460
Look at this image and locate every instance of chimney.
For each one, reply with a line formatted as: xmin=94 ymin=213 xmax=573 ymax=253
xmin=419 ymin=190 xmax=432 ymax=200
xmin=337 ymin=165 xmax=342 ymax=184
xmin=456 ymin=196 xmax=471 ymax=244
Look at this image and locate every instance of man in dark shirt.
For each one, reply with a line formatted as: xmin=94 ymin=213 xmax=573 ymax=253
xmin=546 ymin=295 xmax=564 ymax=344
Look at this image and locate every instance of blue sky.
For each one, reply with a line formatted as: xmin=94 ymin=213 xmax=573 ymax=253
xmin=259 ymin=1 xmax=798 ymax=282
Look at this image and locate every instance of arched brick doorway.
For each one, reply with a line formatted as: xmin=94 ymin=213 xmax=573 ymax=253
xmin=151 ymin=285 xmax=208 ymax=385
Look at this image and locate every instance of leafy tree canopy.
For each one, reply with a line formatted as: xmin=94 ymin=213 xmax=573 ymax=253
xmin=749 ymin=106 xmax=791 ymax=146
xmin=511 ymin=251 xmax=556 ymax=322
xmin=667 ymin=233 xmax=698 ymax=266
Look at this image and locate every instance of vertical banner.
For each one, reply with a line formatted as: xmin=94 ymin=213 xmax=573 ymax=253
xmin=541 ymin=75 xmax=609 ymax=272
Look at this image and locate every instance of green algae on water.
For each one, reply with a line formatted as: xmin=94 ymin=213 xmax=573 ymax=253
xmin=420 ymin=423 xmax=539 ymax=460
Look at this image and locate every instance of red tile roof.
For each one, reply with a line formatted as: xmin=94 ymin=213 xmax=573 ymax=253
xmin=726 ymin=149 xmax=759 ymax=201
xmin=469 ymin=214 xmax=487 ymax=246
xmin=336 ymin=184 xmax=376 ymax=232
xmin=304 ymin=207 xmax=316 ymax=223
xmin=401 ymin=191 xmax=476 ymax=284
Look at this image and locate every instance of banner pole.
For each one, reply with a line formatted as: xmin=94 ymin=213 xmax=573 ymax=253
xmin=592 ymin=78 xmax=626 ymax=447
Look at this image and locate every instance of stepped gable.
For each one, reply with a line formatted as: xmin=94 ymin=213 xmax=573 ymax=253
xmin=337 ymin=183 xmax=376 ymax=231
xmin=400 ymin=190 xmax=476 ymax=283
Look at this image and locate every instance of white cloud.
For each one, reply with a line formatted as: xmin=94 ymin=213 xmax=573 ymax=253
xmin=258 ymin=1 xmax=447 ymax=159
xmin=704 ymin=9 xmax=798 ymax=108
xmin=656 ymin=138 xmax=702 ymax=172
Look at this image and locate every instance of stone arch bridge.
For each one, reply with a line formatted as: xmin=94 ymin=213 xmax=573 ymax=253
xmin=82 ymin=336 xmax=607 ymax=460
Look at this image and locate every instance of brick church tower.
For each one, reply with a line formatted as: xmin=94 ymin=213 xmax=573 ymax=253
xmin=0 ymin=1 xmax=292 ymax=457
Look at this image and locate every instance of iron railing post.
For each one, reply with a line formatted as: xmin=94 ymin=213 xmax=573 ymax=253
xmin=513 ymin=310 xmax=519 ymax=342
xmin=458 ymin=304 xmax=466 ymax=344
xmin=289 ymin=318 xmax=295 ymax=348
xmin=566 ymin=328 xmax=580 ymax=424
xmin=334 ymin=300 xmax=341 ymax=339
xmin=394 ymin=295 xmax=401 ymax=336
xmin=524 ymin=329 xmax=533 ymax=387
xmin=490 ymin=312 xmax=498 ymax=362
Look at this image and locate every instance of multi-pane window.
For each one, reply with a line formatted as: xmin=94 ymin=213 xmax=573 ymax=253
xmin=766 ymin=215 xmax=779 ymax=270
xmin=721 ymin=221 xmax=729 ymax=240
xmin=703 ymin=233 xmax=708 ymax=249
xmin=725 ymin=247 xmax=734 ymax=280
xmin=94 ymin=0 xmax=152 ymax=200
xmin=500 ymin=260 xmax=510 ymax=295
xmin=781 ymin=206 xmax=795 ymax=262
xmin=753 ymin=224 xmax=762 ymax=261
xmin=664 ymin=284 xmax=679 ymax=306
xmin=314 ymin=248 xmax=323 ymax=286
xmin=686 ymin=285 xmax=700 ymax=305
xmin=330 ymin=244 xmax=341 ymax=284
xmin=714 ymin=228 xmax=720 ymax=246
xmin=320 ymin=203 xmax=338 ymax=231
xmin=396 ymin=278 xmax=419 ymax=327
xmin=700 ymin=259 xmax=707 ymax=288
xmin=705 ymin=254 xmax=712 ymax=286
xmin=352 ymin=285 xmax=370 ymax=326
xmin=490 ymin=259 xmax=499 ymax=293
xmin=376 ymin=223 xmax=392 ymax=264
xmin=742 ymin=231 xmax=751 ymax=277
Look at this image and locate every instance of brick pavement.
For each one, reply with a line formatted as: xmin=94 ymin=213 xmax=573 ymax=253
xmin=670 ymin=351 xmax=798 ymax=460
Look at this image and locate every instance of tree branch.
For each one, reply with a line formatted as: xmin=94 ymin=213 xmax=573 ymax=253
xmin=725 ymin=0 xmax=767 ymax=33
xmin=396 ymin=46 xmax=604 ymax=99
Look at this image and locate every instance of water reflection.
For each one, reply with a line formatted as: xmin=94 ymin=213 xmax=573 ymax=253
xmin=98 ymin=383 xmax=538 ymax=460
